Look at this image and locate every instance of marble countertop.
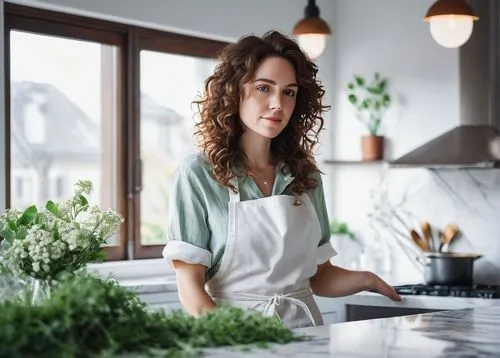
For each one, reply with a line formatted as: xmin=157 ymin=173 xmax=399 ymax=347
xmin=199 ymin=303 xmax=500 ymax=357
xmin=120 ymin=275 xmax=500 ymax=356
xmin=120 ymin=276 xmax=178 ymax=294
xmin=121 ymin=275 xmax=499 ymax=311
xmin=335 ymin=290 xmax=498 ymax=310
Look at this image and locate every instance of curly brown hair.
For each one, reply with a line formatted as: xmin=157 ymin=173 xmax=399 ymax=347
xmin=193 ymin=30 xmax=330 ymax=194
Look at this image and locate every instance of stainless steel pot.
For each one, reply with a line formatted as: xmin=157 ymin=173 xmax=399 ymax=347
xmin=418 ymin=252 xmax=482 ymax=286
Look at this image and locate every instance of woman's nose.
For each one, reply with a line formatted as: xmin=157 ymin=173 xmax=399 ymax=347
xmin=270 ymin=95 xmax=282 ymax=110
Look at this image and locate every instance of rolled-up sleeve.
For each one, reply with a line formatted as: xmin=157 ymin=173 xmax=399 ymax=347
xmin=317 ymin=241 xmax=337 ymax=265
xmin=309 ymin=171 xmax=337 ymax=264
xmin=162 ymin=158 xmax=212 ymax=268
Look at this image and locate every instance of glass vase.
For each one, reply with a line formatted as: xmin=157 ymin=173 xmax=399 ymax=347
xmin=29 ymin=278 xmax=52 ymax=305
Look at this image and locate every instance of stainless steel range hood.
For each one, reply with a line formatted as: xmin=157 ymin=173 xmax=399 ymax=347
xmin=389 ymin=0 xmax=500 ymax=169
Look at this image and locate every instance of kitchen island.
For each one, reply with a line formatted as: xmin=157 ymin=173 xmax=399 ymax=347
xmin=122 ymin=275 xmax=500 ymax=324
xmin=101 ymin=265 xmax=500 ymax=357
xmin=199 ymin=303 xmax=500 ymax=357
xmin=95 ymin=262 xmax=500 ymax=356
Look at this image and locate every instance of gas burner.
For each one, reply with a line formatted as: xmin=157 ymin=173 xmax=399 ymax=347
xmin=393 ymin=284 xmax=500 ymax=299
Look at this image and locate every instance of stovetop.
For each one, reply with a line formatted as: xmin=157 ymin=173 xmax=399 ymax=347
xmin=393 ymin=284 xmax=500 ymax=299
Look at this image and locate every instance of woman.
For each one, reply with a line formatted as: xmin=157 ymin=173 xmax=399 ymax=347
xmin=163 ymin=30 xmax=401 ymax=329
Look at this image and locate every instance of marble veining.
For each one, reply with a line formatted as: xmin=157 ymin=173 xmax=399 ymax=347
xmin=199 ymin=304 xmax=500 ymax=357
xmin=362 ymin=168 xmax=500 ymax=285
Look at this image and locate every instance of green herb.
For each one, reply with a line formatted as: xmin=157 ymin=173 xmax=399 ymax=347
xmin=346 ymin=72 xmax=391 ymax=135
xmin=330 ymin=219 xmax=356 ymax=240
xmin=0 ymin=273 xmax=305 ymax=357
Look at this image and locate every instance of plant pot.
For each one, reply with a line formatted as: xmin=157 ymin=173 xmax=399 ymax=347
xmin=361 ymin=135 xmax=384 ymax=161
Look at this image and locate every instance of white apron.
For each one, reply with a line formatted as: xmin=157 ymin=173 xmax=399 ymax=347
xmin=205 ymin=181 xmax=324 ymax=329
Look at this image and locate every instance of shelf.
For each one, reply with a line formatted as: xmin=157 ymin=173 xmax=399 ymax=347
xmin=323 ymin=159 xmax=385 ymax=165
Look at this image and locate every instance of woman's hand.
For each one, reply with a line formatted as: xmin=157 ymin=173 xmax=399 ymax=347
xmin=310 ymin=262 xmax=402 ymax=301
xmin=363 ymin=272 xmax=402 ymax=301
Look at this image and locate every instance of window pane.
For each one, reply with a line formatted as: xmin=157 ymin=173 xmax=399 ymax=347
xmin=140 ymin=50 xmax=217 ymax=245
xmin=9 ymin=30 xmax=121 ymax=245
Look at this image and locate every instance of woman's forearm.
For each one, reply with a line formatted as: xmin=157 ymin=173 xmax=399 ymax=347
xmin=172 ymin=260 xmax=217 ymax=317
xmin=178 ymin=283 xmax=217 ymax=317
xmin=310 ymin=262 xmax=401 ymax=302
xmin=309 ymin=263 xmax=372 ymax=297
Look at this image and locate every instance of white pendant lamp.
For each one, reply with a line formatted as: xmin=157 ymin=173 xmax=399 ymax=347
xmin=424 ymin=0 xmax=479 ymax=48
xmin=292 ymin=0 xmax=331 ymax=59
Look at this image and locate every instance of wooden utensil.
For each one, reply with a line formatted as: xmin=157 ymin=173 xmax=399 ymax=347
xmin=411 ymin=229 xmax=430 ymax=252
xmin=439 ymin=224 xmax=459 ymax=252
xmin=420 ymin=221 xmax=434 ymax=252
xmin=438 ymin=230 xmax=445 ymax=252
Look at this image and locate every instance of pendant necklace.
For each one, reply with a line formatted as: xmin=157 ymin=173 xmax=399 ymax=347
xmin=248 ymin=168 xmax=274 ymax=187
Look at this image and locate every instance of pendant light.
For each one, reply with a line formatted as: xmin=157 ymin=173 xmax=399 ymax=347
xmin=424 ymin=0 xmax=479 ymax=48
xmin=292 ymin=0 xmax=331 ymax=59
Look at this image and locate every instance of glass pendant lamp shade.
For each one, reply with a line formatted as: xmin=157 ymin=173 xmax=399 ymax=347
xmin=424 ymin=0 xmax=478 ymax=48
xmin=293 ymin=0 xmax=331 ymax=59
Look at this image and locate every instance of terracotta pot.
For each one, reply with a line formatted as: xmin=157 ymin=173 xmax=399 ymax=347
xmin=361 ymin=135 xmax=384 ymax=161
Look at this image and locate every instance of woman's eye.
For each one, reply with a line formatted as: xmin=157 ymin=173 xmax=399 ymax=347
xmin=284 ymin=89 xmax=296 ymax=97
xmin=256 ymin=85 xmax=269 ymax=92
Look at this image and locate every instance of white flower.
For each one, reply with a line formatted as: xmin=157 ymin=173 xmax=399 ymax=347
xmin=74 ymin=180 xmax=93 ymax=196
xmin=0 ymin=208 xmax=21 ymax=221
xmin=0 ymin=179 xmax=123 ymax=281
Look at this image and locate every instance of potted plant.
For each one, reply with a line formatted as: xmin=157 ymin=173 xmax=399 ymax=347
xmin=346 ymin=72 xmax=391 ymax=160
xmin=330 ymin=219 xmax=356 ymax=240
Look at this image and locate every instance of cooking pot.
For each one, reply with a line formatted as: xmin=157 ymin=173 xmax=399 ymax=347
xmin=418 ymin=252 xmax=482 ymax=286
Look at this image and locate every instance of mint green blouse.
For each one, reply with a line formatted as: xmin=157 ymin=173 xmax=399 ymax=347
xmin=163 ymin=152 xmax=336 ymax=279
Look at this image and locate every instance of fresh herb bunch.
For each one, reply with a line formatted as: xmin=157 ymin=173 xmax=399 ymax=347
xmin=0 ymin=180 xmax=123 ymax=281
xmin=0 ymin=273 xmax=305 ymax=357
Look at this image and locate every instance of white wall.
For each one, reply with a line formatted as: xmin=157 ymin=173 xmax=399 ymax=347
xmin=332 ymin=0 xmax=459 ymax=161
xmin=329 ymin=0 xmax=500 ymax=284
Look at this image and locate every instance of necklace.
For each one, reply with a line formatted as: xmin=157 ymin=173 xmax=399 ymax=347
xmin=248 ymin=167 xmax=275 ymax=186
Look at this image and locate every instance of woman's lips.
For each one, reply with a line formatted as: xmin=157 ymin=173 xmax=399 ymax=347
xmin=262 ymin=116 xmax=281 ymax=122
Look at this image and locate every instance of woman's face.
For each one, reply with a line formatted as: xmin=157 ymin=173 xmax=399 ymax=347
xmin=239 ymin=56 xmax=297 ymax=139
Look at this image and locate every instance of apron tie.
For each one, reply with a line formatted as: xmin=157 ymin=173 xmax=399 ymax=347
xmin=208 ymin=288 xmax=318 ymax=326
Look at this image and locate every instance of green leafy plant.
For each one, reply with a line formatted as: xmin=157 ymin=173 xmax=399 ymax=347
xmin=0 ymin=180 xmax=124 ymax=282
xmin=330 ymin=220 xmax=355 ymax=240
xmin=346 ymin=72 xmax=391 ymax=135
xmin=0 ymin=273 xmax=306 ymax=357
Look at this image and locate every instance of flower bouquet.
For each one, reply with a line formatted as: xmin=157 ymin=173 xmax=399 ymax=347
xmin=0 ymin=180 xmax=123 ymax=303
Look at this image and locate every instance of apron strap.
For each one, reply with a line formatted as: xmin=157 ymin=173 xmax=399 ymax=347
xmin=228 ymin=178 xmax=240 ymax=202
xmin=257 ymin=294 xmax=317 ymax=327
xmin=209 ymin=289 xmax=318 ymax=326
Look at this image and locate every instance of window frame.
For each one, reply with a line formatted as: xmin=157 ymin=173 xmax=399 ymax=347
xmin=132 ymin=32 xmax=226 ymax=259
xmin=3 ymin=3 xmax=228 ymax=260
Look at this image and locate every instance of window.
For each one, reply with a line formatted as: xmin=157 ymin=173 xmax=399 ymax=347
xmin=55 ymin=176 xmax=65 ymax=198
xmin=3 ymin=4 xmax=228 ymax=260
xmin=12 ymin=169 xmax=36 ymax=207
xmin=49 ymin=172 xmax=66 ymax=199
xmin=137 ymin=50 xmax=217 ymax=257
xmin=9 ymin=29 xmax=120 ymax=217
